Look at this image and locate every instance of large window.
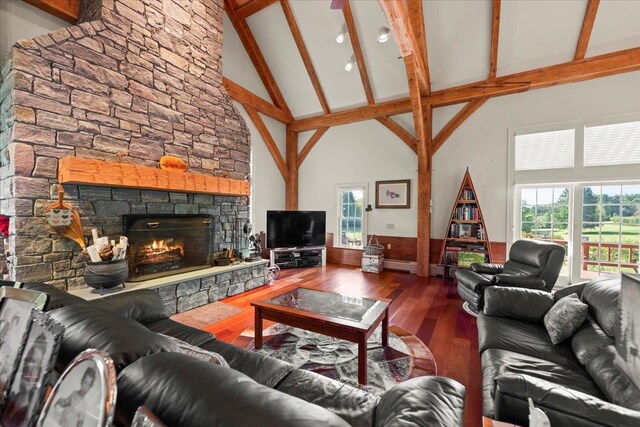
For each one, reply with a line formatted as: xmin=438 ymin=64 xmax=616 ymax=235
xmin=581 ymin=184 xmax=640 ymax=278
xmin=336 ymin=185 xmax=366 ymax=249
xmin=510 ymin=116 xmax=640 ymax=284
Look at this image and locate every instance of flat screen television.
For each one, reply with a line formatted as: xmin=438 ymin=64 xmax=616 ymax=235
xmin=266 ymin=210 xmax=326 ymax=249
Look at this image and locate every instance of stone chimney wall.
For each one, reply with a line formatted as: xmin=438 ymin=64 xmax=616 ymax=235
xmin=0 ymin=0 xmax=251 ymax=289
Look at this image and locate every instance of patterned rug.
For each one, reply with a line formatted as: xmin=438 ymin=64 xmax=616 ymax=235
xmin=232 ymin=323 xmax=436 ymax=395
xmin=170 ymin=302 xmax=242 ymax=328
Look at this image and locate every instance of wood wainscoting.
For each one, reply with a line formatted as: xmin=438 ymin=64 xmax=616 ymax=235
xmin=327 ymin=234 xmax=507 ymax=269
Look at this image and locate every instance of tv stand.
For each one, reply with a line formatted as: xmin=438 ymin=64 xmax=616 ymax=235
xmin=269 ymin=246 xmax=326 ymax=269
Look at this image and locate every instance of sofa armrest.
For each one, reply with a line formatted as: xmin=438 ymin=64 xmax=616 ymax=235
xmin=471 ymin=263 xmax=503 ymax=275
xmin=554 ymin=281 xmax=588 ymax=302
xmin=483 ymin=287 xmax=554 ymax=323
xmin=494 ymin=374 xmax=640 ymax=427
xmin=375 ymin=376 xmax=465 ymax=427
xmin=494 ymin=275 xmax=548 ymax=291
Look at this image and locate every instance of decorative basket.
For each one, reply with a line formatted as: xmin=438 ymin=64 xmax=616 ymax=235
xmin=363 ymin=235 xmax=385 ymax=255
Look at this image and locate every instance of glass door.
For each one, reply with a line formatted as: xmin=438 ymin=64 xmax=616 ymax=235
xmin=580 ymin=184 xmax=640 ymax=279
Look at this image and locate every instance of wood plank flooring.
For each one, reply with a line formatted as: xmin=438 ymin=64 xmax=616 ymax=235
xmin=204 ymin=264 xmax=481 ymax=427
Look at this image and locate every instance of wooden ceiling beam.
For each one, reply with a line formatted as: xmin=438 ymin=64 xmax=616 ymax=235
xmin=292 ymin=46 xmax=640 ymax=130
xmin=379 ymin=0 xmax=430 ymax=94
xmin=297 ymin=127 xmax=330 ymax=168
xmin=489 ymin=0 xmax=501 ymax=78
xmin=280 ymin=0 xmax=331 ymax=114
xmin=225 ymin=0 xmax=292 ymax=118
xmin=22 ymin=0 xmax=79 ymax=24
xmin=407 ymin=0 xmax=431 ymax=95
xmin=431 ymin=45 xmax=640 ymax=106
xmin=575 ymin=0 xmax=601 ymax=60
xmin=343 ymin=0 xmax=375 ymax=105
xmin=291 ymin=98 xmax=412 ymax=132
xmin=242 ymin=105 xmax=290 ymax=181
xmin=431 ymin=98 xmax=488 ymax=153
xmin=235 ymin=0 xmax=279 ymax=19
xmin=223 ymin=77 xmax=293 ymax=124
xmin=376 ymin=117 xmax=417 ymax=154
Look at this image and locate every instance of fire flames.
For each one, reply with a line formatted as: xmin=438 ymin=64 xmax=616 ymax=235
xmin=146 ymin=239 xmax=184 ymax=256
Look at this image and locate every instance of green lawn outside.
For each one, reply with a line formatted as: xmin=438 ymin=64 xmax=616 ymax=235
xmin=528 ymin=223 xmax=640 ymax=244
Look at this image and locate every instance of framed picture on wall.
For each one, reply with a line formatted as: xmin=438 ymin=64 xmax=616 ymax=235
xmin=375 ymin=180 xmax=410 ymax=209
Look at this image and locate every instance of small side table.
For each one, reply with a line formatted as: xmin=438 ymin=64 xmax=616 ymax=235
xmin=440 ymin=264 xmax=457 ymax=282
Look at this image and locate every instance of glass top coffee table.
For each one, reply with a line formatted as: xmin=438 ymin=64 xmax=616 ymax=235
xmin=251 ymin=287 xmax=391 ymax=385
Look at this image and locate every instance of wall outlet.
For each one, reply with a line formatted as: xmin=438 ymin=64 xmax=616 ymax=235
xmin=386 ymin=223 xmax=394 ymax=229
xmin=387 ymin=243 xmax=391 ymax=249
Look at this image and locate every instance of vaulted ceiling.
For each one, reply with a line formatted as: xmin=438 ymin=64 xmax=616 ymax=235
xmin=223 ymin=0 xmax=640 ymax=127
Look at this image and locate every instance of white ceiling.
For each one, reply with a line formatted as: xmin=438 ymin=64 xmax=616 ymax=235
xmin=223 ymin=0 xmax=640 ymax=122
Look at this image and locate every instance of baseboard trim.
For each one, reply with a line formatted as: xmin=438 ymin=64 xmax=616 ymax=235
xmin=384 ymin=259 xmax=417 ymax=274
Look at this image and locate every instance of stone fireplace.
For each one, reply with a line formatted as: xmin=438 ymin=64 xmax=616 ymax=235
xmin=0 ymin=0 xmax=256 ymax=297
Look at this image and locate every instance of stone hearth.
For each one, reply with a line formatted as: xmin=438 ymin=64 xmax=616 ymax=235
xmin=0 ymin=0 xmax=253 ymax=291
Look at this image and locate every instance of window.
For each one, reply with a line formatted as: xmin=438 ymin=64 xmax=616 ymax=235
xmin=584 ymin=121 xmax=640 ymax=167
xmin=336 ymin=185 xmax=366 ymax=249
xmin=580 ymin=184 xmax=640 ymax=278
xmin=509 ymin=116 xmax=640 ymax=284
xmin=519 ymin=186 xmax=570 ymax=277
xmin=515 ymin=129 xmax=575 ymax=171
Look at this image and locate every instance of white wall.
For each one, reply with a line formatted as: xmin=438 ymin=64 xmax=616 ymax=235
xmin=432 ymin=71 xmax=640 ymax=243
xmin=0 ymin=1 xmax=69 ymax=61
xmin=298 ymin=121 xmax=418 ymax=238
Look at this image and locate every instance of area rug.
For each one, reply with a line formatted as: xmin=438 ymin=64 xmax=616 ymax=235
xmin=462 ymin=301 xmax=479 ymax=318
xmin=232 ymin=324 xmax=436 ymax=395
xmin=170 ymin=302 xmax=242 ymax=328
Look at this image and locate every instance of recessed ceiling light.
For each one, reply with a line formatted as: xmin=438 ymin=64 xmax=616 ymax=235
xmin=378 ymin=26 xmax=391 ymax=43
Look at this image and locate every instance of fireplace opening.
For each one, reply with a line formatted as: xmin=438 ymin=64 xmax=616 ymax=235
xmin=124 ymin=214 xmax=214 ymax=282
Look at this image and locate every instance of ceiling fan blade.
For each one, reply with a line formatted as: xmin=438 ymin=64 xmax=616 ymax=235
xmin=330 ymin=0 xmax=345 ymax=10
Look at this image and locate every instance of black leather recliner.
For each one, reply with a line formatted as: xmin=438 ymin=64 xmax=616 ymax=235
xmin=456 ymin=239 xmax=565 ymax=313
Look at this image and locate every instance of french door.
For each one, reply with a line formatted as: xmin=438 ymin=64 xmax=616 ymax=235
xmin=516 ymin=183 xmax=640 ymax=284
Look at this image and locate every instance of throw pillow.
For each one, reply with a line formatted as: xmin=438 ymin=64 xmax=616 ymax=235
xmin=160 ymin=333 xmax=229 ymax=368
xmin=544 ymin=293 xmax=588 ymax=345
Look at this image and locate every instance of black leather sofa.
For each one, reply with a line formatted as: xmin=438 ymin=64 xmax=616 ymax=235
xmin=457 ymin=239 xmax=565 ymax=313
xmin=478 ymin=275 xmax=640 ymax=426
xmin=14 ymin=282 xmax=466 ymax=426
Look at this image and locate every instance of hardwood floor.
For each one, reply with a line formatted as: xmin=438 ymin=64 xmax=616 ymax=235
xmin=204 ymin=264 xmax=482 ymax=427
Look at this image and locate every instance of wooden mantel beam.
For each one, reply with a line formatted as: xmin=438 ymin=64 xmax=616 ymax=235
xmin=575 ymin=0 xmax=600 ymax=60
xmin=22 ymin=0 xmax=79 ymax=24
xmin=223 ymin=77 xmax=293 ymax=124
xmin=235 ymin=0 xmax=278 ymax=19
xmin=292 ymin=46 xmax=640 ymax=131
xmin=379 ymin=0 xmax=430 ymax=94
xmin=343 ymin=0 xmax=375 ymax=105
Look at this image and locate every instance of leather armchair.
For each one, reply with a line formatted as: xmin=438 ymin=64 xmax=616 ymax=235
xmin=456 ymin=239 xmax=565 ymax=313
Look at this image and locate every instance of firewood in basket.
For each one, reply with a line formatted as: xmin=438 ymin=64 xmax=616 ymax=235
xmin=99 ymin=243 xmax=114 ymax=261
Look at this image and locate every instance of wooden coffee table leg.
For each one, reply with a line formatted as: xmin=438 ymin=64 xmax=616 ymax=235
xmin=254 ymin=307 xmax=263 ymax=349
xmin=382 ymin=307 xmax=389 ymax=347
xmin=358 ymin=334 xmax=367 ymax=385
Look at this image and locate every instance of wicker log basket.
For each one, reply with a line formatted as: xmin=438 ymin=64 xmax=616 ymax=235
xmin=364 ymin=235 xmax=385 ymax=255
